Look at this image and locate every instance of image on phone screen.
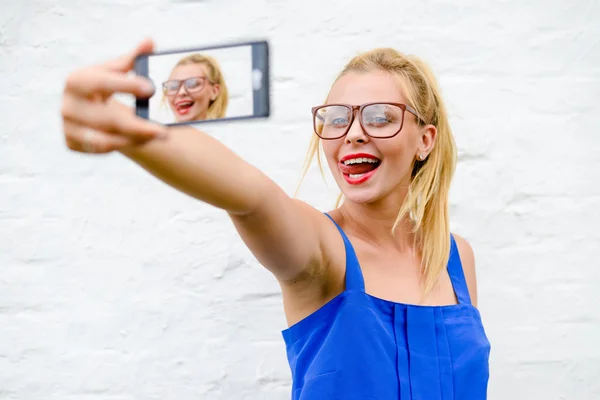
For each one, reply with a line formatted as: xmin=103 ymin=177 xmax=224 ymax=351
xmin=134 ymin=40 xmax=269 ymax=126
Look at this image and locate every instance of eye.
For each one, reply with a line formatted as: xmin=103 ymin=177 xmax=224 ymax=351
xmin=330 ymin=117 xmax=349 ymax=126
xmin=364 ymin=114 xmax=392 ymax=126
xmin=163 ymin=81 xmax=180 ymax=94
xmin=186 ymin=78 xmax=202 ymax=88
xmin=374 ymin=116 xmax=390 ymax=123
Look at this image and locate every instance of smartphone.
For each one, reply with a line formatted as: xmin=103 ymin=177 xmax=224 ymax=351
xmin=134 ymin=39 xmax=270 ymax=126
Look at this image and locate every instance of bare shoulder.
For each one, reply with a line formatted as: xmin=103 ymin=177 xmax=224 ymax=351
xmin=452 ymin=233 xmax=478 ymax=308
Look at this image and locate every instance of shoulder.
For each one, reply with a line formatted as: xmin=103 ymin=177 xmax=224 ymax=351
xmin=451 ymin=233 xmax=478 ymax=308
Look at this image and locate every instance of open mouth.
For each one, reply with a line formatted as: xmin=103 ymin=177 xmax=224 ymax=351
xmin=339 ymin=156 xmax=381 ymax=184
xmin=175 ymin=100 xmax=195 ymax=115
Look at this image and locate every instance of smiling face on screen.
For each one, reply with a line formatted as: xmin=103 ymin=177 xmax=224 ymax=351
xmin=163 ymin=63 xmax=221 ymax=122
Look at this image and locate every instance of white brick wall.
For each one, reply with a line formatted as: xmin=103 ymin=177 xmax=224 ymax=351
xmin=1 ymin=0 xmax=599 ymax=398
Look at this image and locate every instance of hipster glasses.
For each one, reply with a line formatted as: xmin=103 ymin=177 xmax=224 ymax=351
xmin=311 ymin=102 xmax=421 ymax=140
xmin=162 ymin=76 xmax=212 ymax=96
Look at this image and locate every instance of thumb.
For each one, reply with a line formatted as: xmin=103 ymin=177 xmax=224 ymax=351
xmin=104 ymin=38 xmax=155 ymax=72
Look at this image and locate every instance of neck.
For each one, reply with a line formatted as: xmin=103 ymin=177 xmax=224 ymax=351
xmin=338 ymin=196 xmax=417 ymax=252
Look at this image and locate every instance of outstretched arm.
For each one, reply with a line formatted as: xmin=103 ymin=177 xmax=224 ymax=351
xmin=61 ymin=38 xmax=330 ymax=285
xmin=120 ymin=125 xmax=327 ymax=283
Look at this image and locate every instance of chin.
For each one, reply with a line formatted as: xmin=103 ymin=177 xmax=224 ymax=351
xmin=338 ymin=186 xmax=383 ymax=205
xmin=177 ymin=113 xmax=200 ymax=123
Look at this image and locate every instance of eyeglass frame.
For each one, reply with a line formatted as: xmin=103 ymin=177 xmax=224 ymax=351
xmin=311 ymin=102 xmax=422 ymax=140
xmin=161 ymin=76 xmax=214 ymax=96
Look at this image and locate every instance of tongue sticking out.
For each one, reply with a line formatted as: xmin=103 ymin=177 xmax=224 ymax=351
xmin=177 ymin=101 xmax=194 ymax=113
xmin=341 ymin=161 xmax=380 ymax=175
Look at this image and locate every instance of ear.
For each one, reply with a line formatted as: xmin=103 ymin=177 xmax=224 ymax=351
xmin=211 ymin=84 xmax=221 ymax=101
xmin=416 ymin=124 xmax=436 ymax=160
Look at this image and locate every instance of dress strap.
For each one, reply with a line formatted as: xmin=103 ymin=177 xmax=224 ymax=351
xmin=324 ymin=213 xmax=365 ymax=292
xmin=447 ymin=234 xmax=472 ymax=305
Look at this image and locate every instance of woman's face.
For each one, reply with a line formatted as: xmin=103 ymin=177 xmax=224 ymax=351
xmin=164 ymin=63 xmax=220 ymax=122
xmin=320 ymin=70 xmax=436 ymax=207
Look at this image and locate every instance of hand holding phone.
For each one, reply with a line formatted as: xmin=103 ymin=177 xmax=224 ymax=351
xmin=134 ymin=40 xmax=270 ymax=126
xmin=61 ymin=38 xmax=270 ymax=155
xmin=61 ymin=38 xmax=168 ymax=154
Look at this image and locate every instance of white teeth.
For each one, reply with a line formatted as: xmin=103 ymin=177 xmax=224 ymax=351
xmin=349 ymin=173 xmax=365 ymax=178
xmin=343 ymin=157 xmax=379 ymax=165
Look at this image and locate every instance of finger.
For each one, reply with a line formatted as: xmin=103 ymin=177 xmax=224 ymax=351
xmin=63 ymin=120 xmax=141 ymax=154
xmin=104 ymin=38 xmax=155 ymax=72
xmin=65 ymin=68 xmax=155 ymax=99
xmin=62 ymin=93 xmax=168 ymax=141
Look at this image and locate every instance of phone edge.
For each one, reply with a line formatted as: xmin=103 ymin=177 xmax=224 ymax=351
xmin=252 ymin=41 xmax=270 ymax=119
xmin=134 ymin=54 xmax=150 ymax=119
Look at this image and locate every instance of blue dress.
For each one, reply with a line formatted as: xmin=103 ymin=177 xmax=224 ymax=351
xmin=281 ymin=214 xmax=491 ymax=399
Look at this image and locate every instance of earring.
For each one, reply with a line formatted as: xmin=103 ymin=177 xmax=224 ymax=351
xmin=419 ymin=154 xmax=426 ymax=160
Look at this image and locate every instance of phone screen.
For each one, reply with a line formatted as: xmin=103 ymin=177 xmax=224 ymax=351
xmin=134 ymin=40 xmax=269 ymax=126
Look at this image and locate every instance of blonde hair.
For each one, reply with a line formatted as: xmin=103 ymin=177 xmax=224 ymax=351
xmin=297 ymin=48 xmax=457 ymax=295
xmin=162 ymin=53 xmax=229 ymax=119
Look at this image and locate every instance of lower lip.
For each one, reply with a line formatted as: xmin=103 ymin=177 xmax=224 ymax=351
xmin=341 ymin=166 xmax=379 ymax=185
xmin=177 ymin=107 xmax=190 ymax=115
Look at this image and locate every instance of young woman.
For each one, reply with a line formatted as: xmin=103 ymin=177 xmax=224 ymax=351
xmin=161 ymin=53 xmax=229 ymax=122
xmin=61 ymin=38 xmax=490 ymax=399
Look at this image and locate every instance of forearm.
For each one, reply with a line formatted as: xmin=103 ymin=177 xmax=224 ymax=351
xmin=119 ymin=126 xmax=272 ymax=215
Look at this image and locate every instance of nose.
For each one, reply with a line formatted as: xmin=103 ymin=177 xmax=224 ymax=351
xmin=176 ymin=83 xmax=187 ymax=96
xmin=345 ymin=114 xmax=369 ymax=144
